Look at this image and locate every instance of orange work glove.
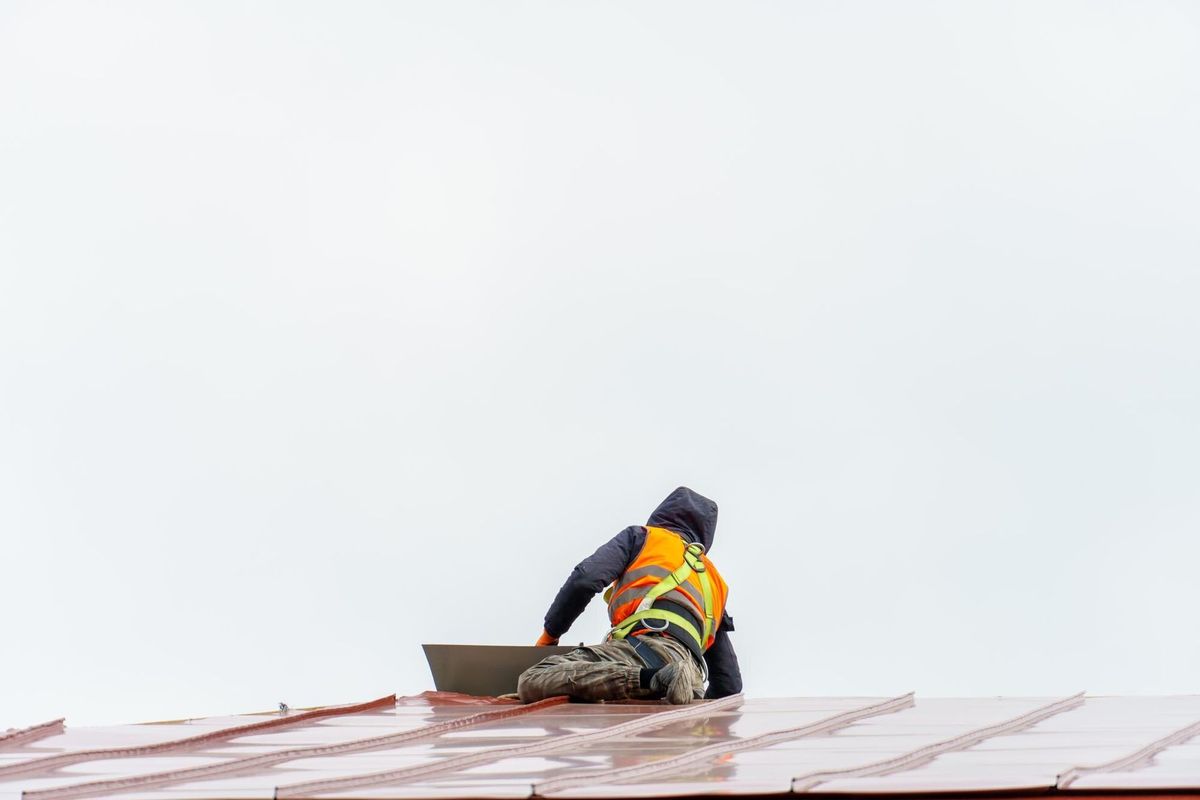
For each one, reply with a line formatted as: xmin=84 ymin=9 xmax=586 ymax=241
xmin=535 ymin=630 xmax=560 ymax=646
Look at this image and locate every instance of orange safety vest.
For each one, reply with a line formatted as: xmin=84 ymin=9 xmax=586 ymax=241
xmin=604 ymin=525 xmax=729 ymax=652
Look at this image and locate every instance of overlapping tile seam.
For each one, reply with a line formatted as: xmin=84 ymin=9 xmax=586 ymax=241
xmin=532 ymin=692 xmax=916 ymax=796
xmin=1 ymin=696 xmax=397 ymax=780
xmin=790 ymin=691 xmax=1087 ymax=792
xmin=273 ymin=694 xmax=747 ymax=799
xmin=0 ymin=721 xmax=66 ymax=750
xmin=1058 ymin=716 xmax=1200 ymax=789
xmin=21 ymin=697 xmax=569 ymax=800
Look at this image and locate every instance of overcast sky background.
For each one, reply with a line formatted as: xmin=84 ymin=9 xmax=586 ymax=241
xmin=3 ymin=0 xmax=1200 ymax=727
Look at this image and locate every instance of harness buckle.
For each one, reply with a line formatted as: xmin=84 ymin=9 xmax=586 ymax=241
xmin=640 ymin=616 xmax=670 ymax=632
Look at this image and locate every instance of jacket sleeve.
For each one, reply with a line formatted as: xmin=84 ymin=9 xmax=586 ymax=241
xmin=703 ymin=612 xmax=742 ymax=698
xmin=543 ymin=526 xmax=645 ymax=639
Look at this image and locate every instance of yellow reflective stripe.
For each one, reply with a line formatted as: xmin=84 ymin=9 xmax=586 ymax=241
xmin=607 ymin=566 xmax=671 ymax=616
xmin=640 ymin=560 xmax=695 ymax=608
xmin=609 ymin=609 xmax=703 ymax=649
xmin=659 ymin=588 xmax=704 ymax=613
xmin=697 ymin=567 xmax=715 ymax=644
xmin=610 ymin=585 xmax=651 ymax=617
xmin=682 ymin=541 xmax=717 ymax=645
xmin=607 ymin=536 xmax=719 ymax=652
xmin=673 ymin=578 xmax=704 ymax=610
xmin=607 ymin=566 xmax=671 ymax=614
xmin=615 ymin=565 xmax=671 ymax=595
xmin=609 ymin=579 xmax=703 ymax=618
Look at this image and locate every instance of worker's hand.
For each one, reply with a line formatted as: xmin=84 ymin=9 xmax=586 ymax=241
xmin=535 ymin=630 xmax=560 ymax=646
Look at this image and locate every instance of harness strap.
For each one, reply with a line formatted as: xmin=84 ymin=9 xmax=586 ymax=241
xmin=607 ymin=538 xmax=717 ymax=652
xmin=681 ymin=542 xmax=716 ymax=644
xmin=607 ymin=572 xmax=704 ymax=616
xmin=610 ymin=608 xmax=704 ymax=648
xmin=628 ymin=636 xmax=666 ymax=670
xmin=634 ymin=557 xmax=697 ymax=614
xmin=697 ymin=565 xmax=715 ymax=644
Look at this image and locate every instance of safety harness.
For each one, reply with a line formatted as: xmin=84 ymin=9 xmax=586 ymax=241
xmin=604 ymin=537 xmax=717 ymax=652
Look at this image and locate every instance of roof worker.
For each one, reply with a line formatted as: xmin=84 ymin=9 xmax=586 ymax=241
xmin=518 ymin=487 xmax=742 ymax=705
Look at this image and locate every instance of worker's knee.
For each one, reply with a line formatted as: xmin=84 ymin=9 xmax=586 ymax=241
xmin=517 ymin=650 xmax=595 ymax=703
xmin=516 ymin=665 xmax=547 ymax=704
xmin=516 ymin=652 xmax=576 ymax=705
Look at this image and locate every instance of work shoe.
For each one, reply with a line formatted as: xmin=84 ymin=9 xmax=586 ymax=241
xmin=650 ymin=659 xmax=699 ymax=705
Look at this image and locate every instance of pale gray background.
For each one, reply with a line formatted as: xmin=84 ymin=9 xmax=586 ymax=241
xmin=3 ymin=1 xmax=1199 ymax=727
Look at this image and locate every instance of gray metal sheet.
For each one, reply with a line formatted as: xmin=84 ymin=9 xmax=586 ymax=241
xmin=422 ymin=644 xmax=578 ymax=697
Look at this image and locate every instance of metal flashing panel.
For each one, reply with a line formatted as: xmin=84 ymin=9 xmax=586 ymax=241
xmin=6 ymin=694 xmax=1200 ymax=799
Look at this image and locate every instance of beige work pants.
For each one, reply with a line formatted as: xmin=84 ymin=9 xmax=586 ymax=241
xmin=517 ymin=635 xmax=701 ymax=703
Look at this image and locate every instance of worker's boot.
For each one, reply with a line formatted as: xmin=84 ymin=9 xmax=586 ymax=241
xmin=650 ymin=659 xmax=698 ymax=705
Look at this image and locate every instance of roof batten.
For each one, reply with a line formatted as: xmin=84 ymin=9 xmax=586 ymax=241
xmin=1 ymin=695 xmax=396 ymax=781
xmin=533 ymin=691 xmax=916 ymax=796
xmin=19 ymin=696 xmax=566 ymax=800
xmin=0 ymin=720 xmax=66 ymax=750
xmin=273 ymin=694 xmax=746 ymax=799
xmin=1058 ymin=715 xmax=1200 ymax=789
xmin=791 ymin=691 xmax=1087 ymax=792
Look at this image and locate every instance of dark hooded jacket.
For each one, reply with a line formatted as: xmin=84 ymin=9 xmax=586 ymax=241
xmin=541 ymin=487 xmax=743 ymax=698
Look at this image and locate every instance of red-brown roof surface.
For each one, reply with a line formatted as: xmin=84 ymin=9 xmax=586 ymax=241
xmin=5 ymin=692 xmax=1200 ymax=799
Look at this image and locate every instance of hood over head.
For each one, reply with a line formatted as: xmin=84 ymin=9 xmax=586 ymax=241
xmin=646 ymin=486 xmax=718 ymax=551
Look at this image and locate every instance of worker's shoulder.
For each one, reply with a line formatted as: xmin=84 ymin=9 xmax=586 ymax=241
xmin=605 ymin=525 xmax=648 ymax=561
xmin=609 ymin=524 xmax=648 ymax=541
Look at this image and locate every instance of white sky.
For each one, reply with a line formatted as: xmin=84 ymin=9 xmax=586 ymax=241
xmin=2 ymin=1 xmax=1199 ymax=728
